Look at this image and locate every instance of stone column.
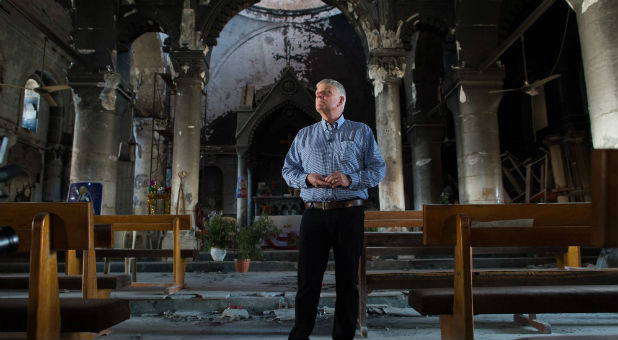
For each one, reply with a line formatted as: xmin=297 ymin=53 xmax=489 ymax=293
xmin=247 ymin=167 xmax=254 ymax=226
xmin=447 ymin=68 xmax=505 ymax=204
xmin=69 ymin=72 xmax=121 ymax=216
xmin=410 ymin=123 xmax=444 ymax=209
xmin=43 ymin=147 xmax=64 ymax=202
xmin=566 ymin=0 xmax=618 ymax=149
xmin=236 ymin=147 xmax=248 ymax=226
xmin=133 ymin=117 xmax=157 ymax=215
xmin=169 ymin=50 xmax=204 ymax=217
xmin=69 ymin=0 xmax=121 ymax=243
xmin=369 ymin=53 xmax=406 ymax=211
xmin=43 ymin=106 xmax=64 ymax=202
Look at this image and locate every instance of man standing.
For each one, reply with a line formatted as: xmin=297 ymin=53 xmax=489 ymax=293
xmin=282 ymin=79 xmax=385 ymax=339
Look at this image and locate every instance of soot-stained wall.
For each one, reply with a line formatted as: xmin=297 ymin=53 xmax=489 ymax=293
xmin=205 ymin=5 xmax=375 ymax=139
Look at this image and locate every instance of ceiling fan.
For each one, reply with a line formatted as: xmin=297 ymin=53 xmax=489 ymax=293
xmin=489 ymin=36 xmax=560 ymax=97
xmin=0 ymin=83 xmax=71 ymax=107
xmin=490 ymin=35 xmax=562 ymax=134
xmin=0 ymin=37 xmax=71 ymax=107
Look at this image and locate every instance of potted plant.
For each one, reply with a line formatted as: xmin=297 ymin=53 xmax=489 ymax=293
xmin=203 ymin=212 xmax=237 ymax=261
xmin=234 ymin=215 xmax=281 ymax=272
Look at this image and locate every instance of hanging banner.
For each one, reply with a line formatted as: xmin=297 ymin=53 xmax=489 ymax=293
xmin=236 ymin=176 xmax=247 ymax=199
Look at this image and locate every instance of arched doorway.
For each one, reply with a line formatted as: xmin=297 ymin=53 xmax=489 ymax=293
xmin=200 ymin=165 xmax=224 ymax=214
xmin=251 ymin=103 xmax=315 ymax=201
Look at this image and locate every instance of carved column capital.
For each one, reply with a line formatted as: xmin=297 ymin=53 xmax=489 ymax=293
xmin=368 ymin=53 xmax=406 ymax=96
xmin=68 ymin=71 xmax=121 ymax=111
xmin=236 ymin=145 xmax=249 ymax=158
xmin=170 ymin=49 xmax=206 ymax=82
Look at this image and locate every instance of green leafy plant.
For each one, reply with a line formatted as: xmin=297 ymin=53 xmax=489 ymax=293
xmin=203 ymin=212 xmax=237 ymax=250
xmin=236 ymin=215 xmax=281 ymax=260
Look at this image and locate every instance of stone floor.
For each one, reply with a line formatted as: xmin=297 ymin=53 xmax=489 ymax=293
xmin=1 ymin=271 xmax=617 ymax=339
xmin=104 ymin=312 xmax=618 ymax=340
xmin=92 ymin=272 xmax=618 ymax=339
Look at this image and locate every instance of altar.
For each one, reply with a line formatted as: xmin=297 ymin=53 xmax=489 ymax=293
xmin=253 ymin=195 xmax=304 ymax=216
xmin=253 ymin=195 xmax=304 ymax=249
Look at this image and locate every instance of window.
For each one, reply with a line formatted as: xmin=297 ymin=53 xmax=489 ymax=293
xmin=22 ymin=78 xmax=40 ymax=132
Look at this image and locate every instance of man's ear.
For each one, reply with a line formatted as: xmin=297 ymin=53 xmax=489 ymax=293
xmin=338 ymin=96 xmax=344 ymax=107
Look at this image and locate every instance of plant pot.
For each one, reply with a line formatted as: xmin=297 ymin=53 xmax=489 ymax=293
xmin=234 ymin=258 xmax=251 ymax=272
xmin=210 ymin=247 xmax=227 ymax=261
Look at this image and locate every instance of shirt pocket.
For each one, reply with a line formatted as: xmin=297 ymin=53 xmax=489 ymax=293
xmin=336 ymin=139 xmax=358 ymax=171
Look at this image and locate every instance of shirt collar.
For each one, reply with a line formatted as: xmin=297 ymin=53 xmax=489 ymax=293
xmin=321 ymin=114 xmax=345 ymax=131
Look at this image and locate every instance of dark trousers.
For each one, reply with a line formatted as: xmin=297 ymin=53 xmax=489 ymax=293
xmin=288 ymin=205 xmax=364 ymax=340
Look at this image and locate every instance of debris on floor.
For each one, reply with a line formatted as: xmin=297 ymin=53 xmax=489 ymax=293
xmin=163 ymin=310 xmax=206 ymax=322
xmin=266 ymin=308 xmax=295 ymax=321
xmin=221 ymin=306 xmax=249 ymax=320
xmin=367 ymin=305 xmax=420 ymax=317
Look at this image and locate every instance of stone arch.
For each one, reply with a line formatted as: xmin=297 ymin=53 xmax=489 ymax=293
xmin=235 ymin=68 xmax=318 ymax=201
xmin=236 ymin=68 xmax=319 ymax=149
xmin=118 ymin=8 xmax=180 ymax=49
xmin=20 ymin=78 xmax=41 ymax=131
xmin=400 ymin=14 xmax=451 ymax=51
xmin=199 ymin=0 xmax=370 ymax=58
xmin=210 ymin=21 xmax=361 ymax=81
xmin=199 ymin=0 xmax=261 ymax=47
xmin=249 ymin=100 xmax=316 ymax=197
xmin=205 ymin=6 xmax=371 ymax=125
xmin=19 ymin=70 xmax=63 ymax=137
xmin=248 ymin=100 xmax=317 ymax=149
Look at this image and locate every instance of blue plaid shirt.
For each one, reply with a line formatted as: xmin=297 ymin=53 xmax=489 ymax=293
xmin=282 ymin=115 xmax=385 ymax=202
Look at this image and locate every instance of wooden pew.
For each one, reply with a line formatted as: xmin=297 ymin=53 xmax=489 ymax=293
xmin=0 ymin=202 xmax=130 ymax=339
xmin=0 ymin=223 xmax=131 ymax=294
xmin=93 ymin=214 xmax=195 ymax=293
xmin=358 ymin=210 xmax=422 ymax=336
xmin=357 ymin=210 xmax=599 ymax=337
xmin=0 ymin=202 xmax=114 ymax=299
xmin=410 ymin=198 xmax=618 ymax=339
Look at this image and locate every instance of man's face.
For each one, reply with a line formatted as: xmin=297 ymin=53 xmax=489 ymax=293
xmin=315 ymin=83 xmax=344 ymax=121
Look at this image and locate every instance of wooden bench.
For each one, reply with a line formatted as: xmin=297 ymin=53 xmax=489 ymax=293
xmin=357 ymin=210 xmax=598 ymax=337
xmin=0 ymin=274 xmax=131 ymax=291
xmin=0 ymin=223 xmax=131 ymax=294
xmin=358 ymin=210 xmax=423 ymax=336
xmin=0 ymin=202 xmax=130 ymax=339
xmin=0 ymin=203 xmax=117 ymax=299
xmin=410 ymin=180 xmax=618 ymax=340
xmin=92 ymin=214 xmax=195 ymax=293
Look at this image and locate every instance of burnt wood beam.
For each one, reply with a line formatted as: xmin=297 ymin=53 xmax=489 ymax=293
xmin=478 ymin=0 xmax=556 ymax=72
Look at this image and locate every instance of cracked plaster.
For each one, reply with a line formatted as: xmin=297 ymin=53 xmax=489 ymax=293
xmin=99 ymin=72 xmax=121 ymax=111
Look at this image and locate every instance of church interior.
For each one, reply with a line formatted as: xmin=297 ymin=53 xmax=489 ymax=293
xmin=0 ymin=0 xmax=617 ymax=339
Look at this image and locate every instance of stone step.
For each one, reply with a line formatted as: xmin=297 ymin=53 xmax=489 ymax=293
xmin=0 ymin=256 xmax=599 ymax=273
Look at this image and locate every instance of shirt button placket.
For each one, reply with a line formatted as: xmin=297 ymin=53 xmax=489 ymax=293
xmin=327 ymin=128 xmax=334 ymax=199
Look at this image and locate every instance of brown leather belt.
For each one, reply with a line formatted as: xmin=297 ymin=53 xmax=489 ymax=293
xmin=304 ymin=199 xmax=364 ymax=210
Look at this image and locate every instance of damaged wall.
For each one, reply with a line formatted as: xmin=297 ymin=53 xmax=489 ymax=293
xmin=205 ymin=5 xmax=374 ymax=129
xmin=0 ymin=0 xmax=74 ymax=201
